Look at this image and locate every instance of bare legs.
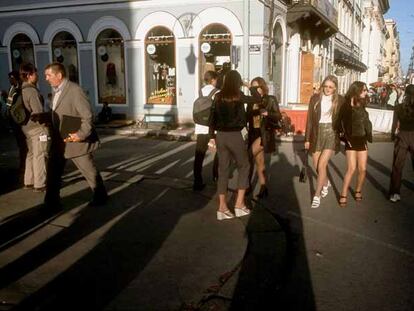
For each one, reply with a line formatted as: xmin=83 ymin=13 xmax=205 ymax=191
xmin=251 ymin=137 xmax=266 ymax=186
xmin=312 ymin=149 xmax=333 ymax=197
xmin=341 ymin=150 xmax=367 ymax=200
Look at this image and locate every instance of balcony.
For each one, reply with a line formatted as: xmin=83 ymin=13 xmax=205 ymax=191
xmin=287 ymin=0 xmax=339 ymax=41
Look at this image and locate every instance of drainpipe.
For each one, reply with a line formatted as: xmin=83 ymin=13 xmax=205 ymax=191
xmin=243 ymin=0 xmax=250 ymax=82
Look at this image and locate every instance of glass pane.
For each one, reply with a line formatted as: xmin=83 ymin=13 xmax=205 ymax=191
xmin=96 ymin=29 xmax=126 ymax=104
xmin=145 ymin=26 xmax=176 ymax=105
xmin=199 ymin=24 xmax=231 ymax=87
xmin=52 ymin=31 xmax=79 ymax=83
xmin=10 ymin=34 xmax=34 ymax=72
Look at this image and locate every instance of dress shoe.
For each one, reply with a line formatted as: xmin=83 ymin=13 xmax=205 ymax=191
xmin=88 ymin=194 xmax=108 ymax=207
xmin=256 ymin=185 xmax=269 ymax=198
xmin=193 ymin=183 xmax=206 ymax=191
xmin=34 ymin=186 xmax=46 ymax=192
xmin=24 ymin=184 xmax=34 ymax=190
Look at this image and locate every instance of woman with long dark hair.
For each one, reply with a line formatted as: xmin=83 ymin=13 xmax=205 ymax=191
xmin=247 ymin=77 xmax=282 ymax=198
xmin=389 ymin=84 xmax=414 ymax=202
xmin=338 ymin=81 xmax=372 ymax=207
xmin=305 ymin=75 xmax=343 ymax=208
xmin=209 ymin=70 xmax=261 ymax=220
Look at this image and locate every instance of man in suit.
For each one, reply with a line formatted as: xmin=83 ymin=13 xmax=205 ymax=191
xmin=43 ymin=62 xmax=107 ymax=208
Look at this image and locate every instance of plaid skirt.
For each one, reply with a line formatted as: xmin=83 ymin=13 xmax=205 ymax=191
xmin=312 ymin=123 xmax=338 ymax=153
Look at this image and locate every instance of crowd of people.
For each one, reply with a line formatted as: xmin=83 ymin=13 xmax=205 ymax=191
xmin=2 ymin=61 xmax=413 ymax=216
xmin=3 ymin=62 xmax=108 ymax=211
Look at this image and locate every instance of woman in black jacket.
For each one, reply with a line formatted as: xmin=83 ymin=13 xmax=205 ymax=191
xmin=247 ymin=77 xmax=282 ymax=198
xmin=389 ymin=84 xmax=414 ymax=202
xmin=338 ymin=81 xmax=372 ymax=206
xmin=305 ymin=75 xmax=343 ymax=208
xmin=209 ymin=70 xmax=261 ymax=220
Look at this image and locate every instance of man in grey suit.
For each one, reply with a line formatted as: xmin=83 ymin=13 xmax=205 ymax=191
xmin=43 ymin=62 xmax=107 ymax=208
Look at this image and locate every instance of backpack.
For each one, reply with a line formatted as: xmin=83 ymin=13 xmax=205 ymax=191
xmin=9 ymin=85 xmax=32 ymax=125
xmin=193 ymin=88 xmax=219 ymax=126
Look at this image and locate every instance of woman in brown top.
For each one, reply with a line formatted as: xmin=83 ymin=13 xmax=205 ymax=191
xmin=305 ymin=75 xmax=342 ymax=208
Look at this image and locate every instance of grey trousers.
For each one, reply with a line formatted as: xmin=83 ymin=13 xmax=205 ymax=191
xmin=390 ymin=131 xmax=414 ymax=194
xmin=23 ymin=126 xmax=49 ymax=188
xmin=72 ymin=153 xmax=100 ymax=190
xmin=216 ymin=131 xmax=250 ymax=194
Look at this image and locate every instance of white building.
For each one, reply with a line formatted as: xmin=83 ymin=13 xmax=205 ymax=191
xmin=384 ymin=19 xmax=403 ymax=84
xmin=360 ymin=0 xmax=390 ymax=85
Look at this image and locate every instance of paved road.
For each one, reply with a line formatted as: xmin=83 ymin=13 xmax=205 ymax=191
xmin=0 ymin=133 xmax=413 ymax=310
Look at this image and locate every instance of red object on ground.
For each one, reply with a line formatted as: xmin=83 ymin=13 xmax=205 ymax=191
xmin=281 ymin=109 xmax=308 ymax=135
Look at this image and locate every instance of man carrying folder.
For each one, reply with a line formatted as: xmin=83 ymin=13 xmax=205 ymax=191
xmin=43 ymin=62 xmax=107 ymax=209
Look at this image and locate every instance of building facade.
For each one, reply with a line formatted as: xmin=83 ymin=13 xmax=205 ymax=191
xmin=0 ymin=0 xmax=291 ymax=124
xmin=383 ymin=19 xmax=402 ymax=84
xmin=333 ymin=0 xmax=367 ymax=94
xmin=360 ymin=0 xmax=389 ymax=85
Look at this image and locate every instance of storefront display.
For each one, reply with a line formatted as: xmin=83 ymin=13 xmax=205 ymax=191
xmin=95 ymin=29 xmax=126 ymax=104
xmin=10 ymin=34 xmax=34 ymax=71
xmin=199 ymin=24 xmax=231 ymax=84
xmin=52 ymin=31 xmax=79 ymax=83
xmin=145 ymin=26 xmax=176 ymax=105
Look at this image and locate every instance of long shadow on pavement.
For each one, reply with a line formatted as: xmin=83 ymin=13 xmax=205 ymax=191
xmin=230 ymin=149 xmax=316 ymax=310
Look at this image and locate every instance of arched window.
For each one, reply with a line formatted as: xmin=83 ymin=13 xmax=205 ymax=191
xmin=52 ymin=31 xmax=79 ymax=83
xmin=199 ymin=24 xmax=232 ymax=86
xmin=10 ymin=34 xmax=34 ymax=71
xmin=145 ymin=26 xmax=176 ymax=105
xmin=272 ymin=23 xmax=283 ymax=100
xmin=95 ymin=29 xmax=126 ymax=104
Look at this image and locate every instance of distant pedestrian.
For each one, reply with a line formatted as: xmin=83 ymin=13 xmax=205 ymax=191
xmin=43 ymin=62 xmax=107 ymax=209
xmin=19 ymin=63 xmax=50 ymax=192
xmin=247 ymin=77 xmax=282 ymax=198
xmin=389 ymin=84 xmax=414 ymax=202
xmin=193 ymin=70 xmax=219 ymax=191
xmin=6 ymin=70 xmax=28 ymax=173
xmin=386 ymin=84 xmax=398 ymax=110
xmin=305 ymin=75 xmax=343 ymax=208
xmin=208 ymin=70 xmax=260 ymax=220
xmin=337 ymin=81 xmax=372 ymax=207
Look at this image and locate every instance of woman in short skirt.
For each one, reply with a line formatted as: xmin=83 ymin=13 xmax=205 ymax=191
xmin=337 ymin=81 xmax=372 ymax=207
xmin=305 ymin=75 xmax=344 ymax=208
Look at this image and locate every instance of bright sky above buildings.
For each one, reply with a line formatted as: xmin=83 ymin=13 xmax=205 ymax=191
xmin=385 ymin=0 xmax=414 ymax=76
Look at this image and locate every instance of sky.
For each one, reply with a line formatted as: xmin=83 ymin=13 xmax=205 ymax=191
xmin=384 ymin=0 xmax=414 ymax=76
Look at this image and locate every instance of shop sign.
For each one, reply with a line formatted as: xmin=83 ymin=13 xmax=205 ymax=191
xmin=146 ymin=44 xmax=156 ymax=55
xmin=249 ymin=45 xmax=261 ymax=54
xmin=201 ymin=42 xmax=211 ymax=54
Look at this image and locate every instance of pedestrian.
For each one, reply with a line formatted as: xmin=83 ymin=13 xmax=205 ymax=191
xmin=43 ymin=62 xmax=107 ymax=209
xmin=19 ymin=63 xmax=50 ymax=192
xmin=337 ymin=81 xmax=372 ymax=207
xmin=389 ymin=84 xmax=414 ymax=202
xmin=6 ymin=70 xmax=28 ymax=173
xmin=247 ymin=76 xmax=282 ymax=198
xmin=193 ymin=70 xmax=219 ymax=191
xmin=208 ymin=70 xmax=260 ymax=220
xmin=305 ymin=75 xmax=343 ymax=208
xmin=386 ymin=84 xmax=398 ymax=110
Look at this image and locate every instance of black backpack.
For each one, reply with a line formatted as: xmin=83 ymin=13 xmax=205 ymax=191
xmin=193 ymin=88 xmax=219 ymax=126
xmin=9 ymin=85 xmax=32 ymax=125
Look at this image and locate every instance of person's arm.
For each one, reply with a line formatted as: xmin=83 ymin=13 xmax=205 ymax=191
xmin=70 ymin=85 xmax=94 ymax=141
xmin=391 ymin=107 xmax=399 ymax=140
xmin=208 ymin=96 xmax=218 ymax=138
xmin=240 ymin=87 xmax=261 ymax=104
xmin=304 ymin=96 xmax=315 ymax=149
xmin=266 ymin=96 xmax=282 ymax=122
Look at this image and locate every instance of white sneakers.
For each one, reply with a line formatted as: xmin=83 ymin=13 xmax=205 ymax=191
xmin=321 ymin=180 xmax=331 ymax=198
xmin=389 ymin=194 xmax=401 ymax=203
xmin=311 ymin=196 xmax=321 ymax=208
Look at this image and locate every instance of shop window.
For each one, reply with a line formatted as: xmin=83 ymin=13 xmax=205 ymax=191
xmin=10 ymin=34 xmax=34 ymax=71
xmin=145 ymin=26 xmax=176 ymax=105
xmin=52 ymin=31 xmax=79 ymax=83
xmin=96 ymin=29 xmax=126 ymax=104
xmin=199 ymin=24 xmax=232 ymax=86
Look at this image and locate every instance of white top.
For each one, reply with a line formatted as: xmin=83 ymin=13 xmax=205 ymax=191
xmin=194 ymin=84 xmax=218 ymax=135
xmin=319 ymin=94 xmax=333 ymax=124
xmin=52 ymin=79 xmax=68 ymax=111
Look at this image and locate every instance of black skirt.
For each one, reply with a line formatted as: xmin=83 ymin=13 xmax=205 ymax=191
xmin=345 ymin=136 xmax=367 ymax=151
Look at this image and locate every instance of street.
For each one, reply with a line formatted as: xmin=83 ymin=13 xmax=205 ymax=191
xmin=0 ymin=133 xmax=413 ymax=310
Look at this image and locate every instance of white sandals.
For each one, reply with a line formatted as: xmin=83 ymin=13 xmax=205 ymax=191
xmin=311 ymin=196 xmax=321 ymax=208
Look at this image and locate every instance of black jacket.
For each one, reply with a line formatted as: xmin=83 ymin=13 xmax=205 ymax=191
xmin=338 ymin=102 xmax=373 ymax=143
xmin=209 ymin=87 xmax=260 ymax=134
xmin=247 ymin=94 xmax=282 ymax=153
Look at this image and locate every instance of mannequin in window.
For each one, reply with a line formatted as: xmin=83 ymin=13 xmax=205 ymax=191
xmin=98 ymin=102 xmax=112 ymax=124
xmin=106 ymin=62 xmax=117 ymax=86
xmin=68 ymin=64 xmax=78 ymax=83
xmin=158 ymin=63 xmax=169 ymax=90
